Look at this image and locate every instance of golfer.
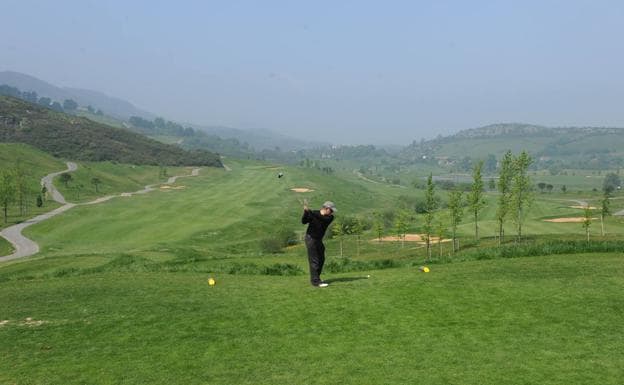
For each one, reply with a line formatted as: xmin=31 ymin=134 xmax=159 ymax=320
xmin=301 ymin=200 xmax=336 ymax=287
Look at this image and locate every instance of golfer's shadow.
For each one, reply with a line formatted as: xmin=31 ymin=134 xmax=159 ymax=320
xmin=325 ymin=276 xmax=368 ymax=284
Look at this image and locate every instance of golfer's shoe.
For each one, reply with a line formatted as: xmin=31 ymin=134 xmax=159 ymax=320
xmin=313 ymin=281 xmax=329 ymax=288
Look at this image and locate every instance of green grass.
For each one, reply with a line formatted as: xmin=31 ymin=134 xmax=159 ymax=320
xmin=53 ymin=161 xmax=189 ymax=203
xmin=0 ymin=143 xmax=65 ymax=230
xmin=2 ymin=158 xmax=624 ymax=383
xmin=0 ymin=236 xmax=12 ymax=256
xmin=1 ymin=253 xmax=622 ymax=384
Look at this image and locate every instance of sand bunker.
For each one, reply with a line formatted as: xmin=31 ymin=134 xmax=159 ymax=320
xmin=543 ymin=217 xmax=597 ymax=223
xmin=291 ymin=188 xmax=314 ymax=193
xmin=377 ymin=234 xmax=450 ymax=243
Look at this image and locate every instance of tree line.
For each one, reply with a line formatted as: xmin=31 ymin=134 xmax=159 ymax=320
xmin=0 ymin=84 xmax=103 ymax=115
xmin=328 ymin=150 xmax=619 ymax=260
xmin=0 ymin=161 xmax=46 ymax=224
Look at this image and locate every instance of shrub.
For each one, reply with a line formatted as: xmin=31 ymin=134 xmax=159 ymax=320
xmin=260 ymin=227 xmax=298 ymax=254
xmin=260 ymin=238 xmax=284 ymax=254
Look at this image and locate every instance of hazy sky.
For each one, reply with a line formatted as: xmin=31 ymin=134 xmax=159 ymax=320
xmin=3 ymin=0 xmax=624 ymax=144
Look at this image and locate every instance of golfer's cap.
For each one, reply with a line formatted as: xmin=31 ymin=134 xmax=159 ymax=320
xmin=322 ymin=201 xmax=337 ymax=212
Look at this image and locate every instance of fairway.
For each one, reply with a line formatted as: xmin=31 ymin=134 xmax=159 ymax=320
xmin=1 ymin=253 xmax=623 ymax=384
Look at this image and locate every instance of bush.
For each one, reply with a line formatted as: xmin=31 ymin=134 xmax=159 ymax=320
xmin=260 ymin=238 xmax=284 ymax=254
xmin=456 ymin=240 xmax=624 ymax=261
xmin=260 ymin=227 xmax=298 ymax=254
xmin=325 ymin=257 xmax=400 ymax=273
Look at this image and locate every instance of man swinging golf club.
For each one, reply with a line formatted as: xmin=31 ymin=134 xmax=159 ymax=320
xmin=301 ymin=199 xmax=336 ymax=287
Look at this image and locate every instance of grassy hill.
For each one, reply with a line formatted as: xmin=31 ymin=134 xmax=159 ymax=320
xmin=2 ymin=159 xmax=624 ymax=384
xmin=401 ymin=123 xmax=624 ymax=170
xmin=0 ymin=96 xmax=223 ymax=167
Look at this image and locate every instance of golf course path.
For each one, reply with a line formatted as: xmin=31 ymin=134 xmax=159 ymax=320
xmin=42 ymin=162 xmax=78 ymax=204
xmin=0 ymin=165 xmax=201 ymax=262
xmin=0 ymin=162 xmax=77 ymax=262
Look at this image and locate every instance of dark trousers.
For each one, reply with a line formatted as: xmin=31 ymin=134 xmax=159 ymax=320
xmin=305 ymin=234 xmax=325 ymax=285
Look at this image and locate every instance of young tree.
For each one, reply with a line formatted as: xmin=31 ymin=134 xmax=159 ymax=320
xmin=394 ymin=209 xmax=411 ymax=249
xmin=91 ymin=177 xmax=102 ymax=193
xmin=373 ymin=211 xmax=385 ymax=243
xmin=448 ymin=189 xmax=464 ymax=253
xmin=0 ymin=169 xmax=16 ymax=223
xmin=351 ymin=217 xmax=364 ymax=257
xmin=496 ymin=151 xmax=514 ymax=246
xmin=423 ymin=173 xmax=437 ymax=259
xmin=600 ymin=193 xmax=611 ymax=236
xmin=435 ymin=220 xmax=446 ymax=258
xmin=537 ymin=182 xmax=546 ymax=193
xmin=73 ymin=183 xmax=84 ymax=200
xmin=510 ymin=151 xmax=533 ymax=241
xmin=59 ymin=172 xmax=73 ymax=188
xmin=41 ymin=185 xmax=48 ymax=204
xmin=332 ymin=219 xmax=347 ymax=257
xmin=14 ymin=160 xmax=29 ymax=216
xmin=582 ymin=205 xmax=592 ymax=243
xmin=467 ymin=160 xmax=485 ymax=241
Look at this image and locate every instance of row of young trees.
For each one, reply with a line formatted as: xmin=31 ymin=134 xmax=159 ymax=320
xmin=332 ymin=149 xmax=619 ymax=260
xmin=330 ymin=151 xmax=536 ymax=260
xmin=0 ymin=162 xmax=42 ymax=224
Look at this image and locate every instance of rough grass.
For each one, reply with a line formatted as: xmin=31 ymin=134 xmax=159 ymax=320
xmin=1 ymin=253 xmax=623 ymax=384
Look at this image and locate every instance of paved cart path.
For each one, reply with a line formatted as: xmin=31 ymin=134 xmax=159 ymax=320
xmin=0 ymin=164 xmax=200 ymax=262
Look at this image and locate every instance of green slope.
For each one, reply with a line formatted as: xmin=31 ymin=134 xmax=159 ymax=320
xmin=0 ymin=95 xmax=222 ymax=167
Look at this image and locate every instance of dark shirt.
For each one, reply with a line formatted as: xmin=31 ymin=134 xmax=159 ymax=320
xmin=302 ymin=209 xmax=334 ymax=240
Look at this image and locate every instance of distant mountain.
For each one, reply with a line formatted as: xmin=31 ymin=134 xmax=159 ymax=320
xmin=400 ymin=122 xmax=624 ymax=170
xmin=448 ymin=123 xmax=624 ymax=139
xmin=0 ymin=70 xmax=154 ymax=120
xmin=0 ymin=95 xmax=222 ymax=167
xmin=1 ymin=70 xmax=324 ymax=153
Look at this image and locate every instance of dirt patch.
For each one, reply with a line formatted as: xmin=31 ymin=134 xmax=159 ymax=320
xmin=543 ymin=217 xmax=597 ymax=223
xmin=291 ymin=188 xmax=314 ymax=193
xmin=376 ymin=234 xmax=451 ymax=243
xmin=0 ymin=318 xmax=47 ymax=327
xmin=23 ymin=317 xmax=46 ymax=327
xmin=569 ymin=205 xmax=597 ymax=210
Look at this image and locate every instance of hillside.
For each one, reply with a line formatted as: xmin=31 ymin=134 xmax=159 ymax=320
xmin=0 ymin=71 xmax=154 ymax=120
xmin=400 ymin=123 xmax=624 ymax=170
xmin=0 ymin=96 xmax=222 ymax=167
